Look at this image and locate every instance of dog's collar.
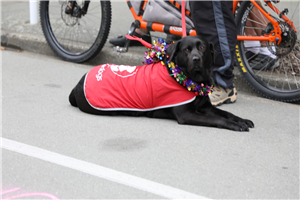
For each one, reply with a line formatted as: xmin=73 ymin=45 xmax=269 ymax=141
xmin=144 ymin=38 xmax=169 ymax=65
xmin=166 ymin=61 xmax=213 ymax=96
xmin=144 ymin=38 xmax=213 ymax=96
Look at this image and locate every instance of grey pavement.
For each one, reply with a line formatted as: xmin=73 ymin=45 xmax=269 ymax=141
xmin=0 ymin=1 xmax=257 ymax=95
xmin=1 ymin=1 xmax=300 ymax=199
xmin=1 ymin=49 xmax=299 ymax=199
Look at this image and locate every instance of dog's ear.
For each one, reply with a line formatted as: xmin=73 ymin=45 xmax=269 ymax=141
xmin=208 ymin=76 xmax=215 ymax=86
xmin=205 ymin=42 xmax=215 ymax=69
xmin=167 ymin=41 xmax=181 ymax=61
xmin=209 ymin=42 xmax=215 ymax=65
xmin=207 ymin=42 xmax=215 ymax=86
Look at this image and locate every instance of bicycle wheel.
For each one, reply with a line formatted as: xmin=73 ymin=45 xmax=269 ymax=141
xmin=40 ymin=0 xmax=111 ymax=63
xmin=235 ymin=1 xmax=300 ymax=102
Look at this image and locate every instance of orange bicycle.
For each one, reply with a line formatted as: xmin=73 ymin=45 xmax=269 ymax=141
xmin=40 ymin=0 xmax=300 ymax=102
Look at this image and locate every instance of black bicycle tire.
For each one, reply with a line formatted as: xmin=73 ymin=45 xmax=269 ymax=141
xmin=235 ymin=1 xmax=300 ymax=102
xmin=40 ymin=1 xmax=111 ymax=63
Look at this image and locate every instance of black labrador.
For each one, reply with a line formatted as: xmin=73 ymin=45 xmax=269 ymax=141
xmin=69 ymin=36 xmax=254 ymax=131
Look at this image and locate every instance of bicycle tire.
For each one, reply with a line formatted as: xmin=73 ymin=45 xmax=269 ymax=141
xmin=235 ymin=1 xmax=300 ymax=102
xmin=40 ymin=0 xmax=111 ymax=63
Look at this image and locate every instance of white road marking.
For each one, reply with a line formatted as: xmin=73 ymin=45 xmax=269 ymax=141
xmin=1 ymin=137 xmax=211 ymax=199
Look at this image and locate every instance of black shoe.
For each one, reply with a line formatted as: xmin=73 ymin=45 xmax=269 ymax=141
xmin=245 ymin=51 xmax=258 ymax=61
xmin=109 ymin=31 xmax=152 ymax=47
xmin=165 ymin=34 xmax=182 ymax=44
xmin=246 ymin=52 xmax=279 ymax=70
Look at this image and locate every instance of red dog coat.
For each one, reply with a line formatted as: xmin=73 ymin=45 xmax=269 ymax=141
xmin=84 ymin=63 xmax=196 ymax=111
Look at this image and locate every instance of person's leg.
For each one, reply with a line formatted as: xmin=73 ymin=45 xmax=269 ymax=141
xmin=190 ymin=1 xmax=236 ymax=88
xmin=190 ymin=1 xmax=237 ymax=106
xmin=109 ymin=28 xmax=152 ymax=47
xmin=109 ymin=28 xmax=182 ymax=47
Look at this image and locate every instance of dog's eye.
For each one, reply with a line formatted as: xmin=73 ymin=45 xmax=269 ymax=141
xmin=185 ymin=49 xmax=190 ymax=52
xmin=199 ymin=46 xmax=205 ymax=50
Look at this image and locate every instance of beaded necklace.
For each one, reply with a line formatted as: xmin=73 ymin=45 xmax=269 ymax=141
xmin=144 ymin=38 xmax=213 ymax=96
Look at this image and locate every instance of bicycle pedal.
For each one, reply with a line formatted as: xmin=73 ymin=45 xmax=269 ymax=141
xmin=114 ymin=46 xmax=128 ymax=53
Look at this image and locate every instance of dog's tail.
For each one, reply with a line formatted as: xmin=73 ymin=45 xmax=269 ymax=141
xmin=69 ymin=89 xmax=78 ymax=107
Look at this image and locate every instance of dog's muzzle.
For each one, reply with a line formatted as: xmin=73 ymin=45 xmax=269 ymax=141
xmin=192 ymin=55 xmax=200 ymax=62
xmin=191 ymin=55 xmax=203 ymax=72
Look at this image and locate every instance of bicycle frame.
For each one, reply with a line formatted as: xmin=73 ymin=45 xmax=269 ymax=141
xmin=127 ymin=0 xmax=297 ymax=45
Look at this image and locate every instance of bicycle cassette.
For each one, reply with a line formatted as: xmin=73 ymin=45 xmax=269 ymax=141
xmin=263 ymin=21 xmax=297 ymax=57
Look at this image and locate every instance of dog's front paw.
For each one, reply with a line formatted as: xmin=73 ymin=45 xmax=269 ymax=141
xmin=234 ymin=118 xmax=254 ymax=130
xmin=235 ymin=119 xmax=254 ymax=131
xmin=243 ymin=119 xmax=254 ymax=128
xmin=237 ymin=122 xmax=251 ymax=132
xmin=227 ymin=121 xmax=250 ymax=132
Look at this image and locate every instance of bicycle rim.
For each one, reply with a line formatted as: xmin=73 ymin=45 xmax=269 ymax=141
xmin=43 ymin=1 xmax=108 ymax=60
xmin=236 ymin=1 xmax=300 ymax=102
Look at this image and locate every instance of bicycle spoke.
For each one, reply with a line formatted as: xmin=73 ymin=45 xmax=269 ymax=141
xmin=246 ymin=18 xmax=266 ymax=27
xmin=46 ymin=1 xmax=103 ymax=54
xmin=40 ymin=0 xmax=111 ymax=63
xmin=235 ymin=0 xmax=300 ymax=101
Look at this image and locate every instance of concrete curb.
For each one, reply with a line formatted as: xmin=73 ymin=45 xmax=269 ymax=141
xmin=1 ymin=28 xmax=257 ymax=96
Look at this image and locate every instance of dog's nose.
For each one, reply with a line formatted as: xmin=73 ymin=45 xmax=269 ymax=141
xmin=192 ymin=56 xmax=200 ymax=62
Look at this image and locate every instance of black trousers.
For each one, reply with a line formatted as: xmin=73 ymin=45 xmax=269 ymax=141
xmin=189 ymin=1 xmax=237 ymax=89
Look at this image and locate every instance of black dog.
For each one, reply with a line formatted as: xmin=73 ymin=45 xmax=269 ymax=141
xmin=69 ymin=36 xmax=254 ymax=131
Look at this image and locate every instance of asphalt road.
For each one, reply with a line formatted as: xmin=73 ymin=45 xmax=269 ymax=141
xmin=1 ymin=49 xmax=299 ymax=199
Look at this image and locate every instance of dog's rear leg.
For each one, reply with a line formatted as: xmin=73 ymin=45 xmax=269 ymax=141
xmin=69 ymin=89 xmax=78 ymax=107
xmin=69 ymin=74 xmax=86 ymax=107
